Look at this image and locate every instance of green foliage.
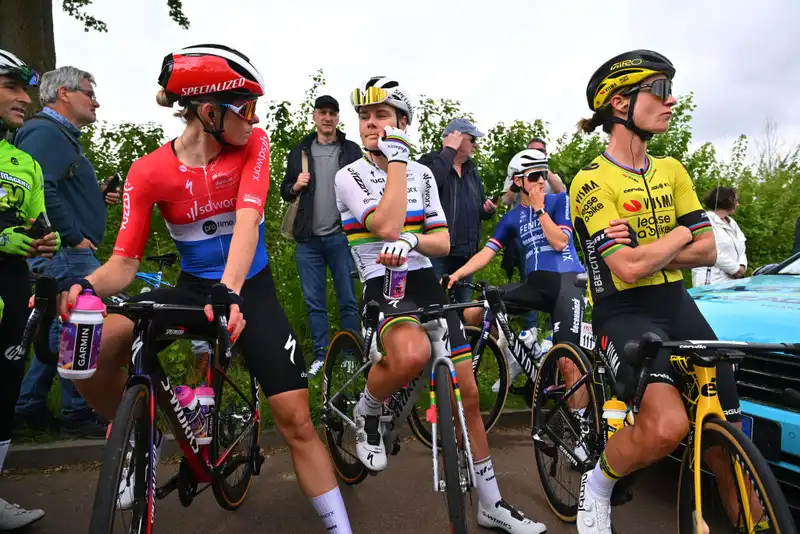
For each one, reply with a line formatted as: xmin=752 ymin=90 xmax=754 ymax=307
xmin=548 ymin=132 xmax=606 ymax=185
xmin=62 ymin=0 xmax=190 ymax=31
xmin=415 ymin=97 xmax=476 ymax=157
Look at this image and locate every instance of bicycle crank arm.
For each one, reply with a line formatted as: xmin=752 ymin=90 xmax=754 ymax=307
xmin=156 ymin=473 xmax=180 ymax=500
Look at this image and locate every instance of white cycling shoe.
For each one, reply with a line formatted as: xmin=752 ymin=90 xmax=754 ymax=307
xmin=478 ymin=499 xmax=547 ymax=534
xmin=492 ymin=355 xmax=525 ymax=393
xmin=577 ymin=472 xmax=612 ymax=534
xmin=353 ymin=402 xmax=387 ymax=471
xmin=117 ymin=431 xmax=163 ymax=510
xmin=0 ymin=498 xmax=44 ymax=530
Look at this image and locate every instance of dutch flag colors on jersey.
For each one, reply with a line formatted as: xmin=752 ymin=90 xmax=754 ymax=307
xmin=114 ymin=128 xmax=270 ymax=280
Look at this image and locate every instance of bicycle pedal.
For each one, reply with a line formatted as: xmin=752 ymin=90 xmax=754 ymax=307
xmin=253 ymin=451 xmax=265 ymax=475
xmin=390 ymin=441 xmax=401 ymax=456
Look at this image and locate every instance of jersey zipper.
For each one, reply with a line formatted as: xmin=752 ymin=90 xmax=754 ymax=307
xmin=638 ymin=161 xmax=668 ymax=284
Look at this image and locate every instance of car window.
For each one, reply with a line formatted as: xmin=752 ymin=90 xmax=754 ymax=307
xmin=779 ymin=256 xmax=800 ymax=274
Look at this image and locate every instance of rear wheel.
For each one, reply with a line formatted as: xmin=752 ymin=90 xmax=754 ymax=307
xmin=322 ymin=329 xmax=369 ymax=485
xmin=89 ymin=384 xmax=152 ymax=534
xmin=677 ymin=417 xmax=794 ymax=533
xmin=211 ymin=367 xmax=261 ymax=510
xmin=531 ymin=342 xmax=601 ymax=523
xmin=409 ymin=325 xmax=509 ymax=448
xmin=435 ymin=362 xmax=469 ymax=534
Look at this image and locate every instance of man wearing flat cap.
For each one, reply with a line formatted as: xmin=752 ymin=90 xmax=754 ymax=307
xmin=418 ymin=118 xmax=497 ymax=303
xmin=280 ymin=95 xmax=362 ymax=376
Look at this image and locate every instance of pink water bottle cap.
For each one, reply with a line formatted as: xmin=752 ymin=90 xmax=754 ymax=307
xmin=74 ymin=290 xmax=105 ymax=311
xmin=194 ymin=386 xmax=214 ymax=397
xmin=174 ymin=385 xmax=195 ymax=407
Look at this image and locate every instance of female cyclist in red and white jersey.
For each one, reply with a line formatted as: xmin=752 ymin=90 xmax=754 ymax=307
xmin=58 ymin=45 xmax=352 ymax=533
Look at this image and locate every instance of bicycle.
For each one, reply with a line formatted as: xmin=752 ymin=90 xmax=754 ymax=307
xmin=407 ymin=275 xmax=582 ymax=448
xmin=321 ymin=296 xmax=483 ymax=534
xmin=23 ymin=276 xmax=263 ymax=534
xmin=530 ymin=323 xmax=796 ymax=532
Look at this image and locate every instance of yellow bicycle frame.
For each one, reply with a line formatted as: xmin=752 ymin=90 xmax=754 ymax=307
xmin=682 ymin=359 xmax=755 ymax=534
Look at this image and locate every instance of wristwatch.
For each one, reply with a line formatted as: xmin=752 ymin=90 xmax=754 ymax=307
xmin=534 ymin=208 xmax=546 ymax=218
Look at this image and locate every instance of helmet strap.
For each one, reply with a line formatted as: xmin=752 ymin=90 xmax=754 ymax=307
xmin=607 ymin=91 xmax=654 ymax=142
xmin=199 ymin=105 xmax=231 ymax=146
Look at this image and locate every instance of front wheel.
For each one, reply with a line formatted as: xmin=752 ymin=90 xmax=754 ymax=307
xmin=677 ymin=417 xmax=794 ymax=533
xmin=408 ymin=325 xmax=509 ymax=448
xmin=435 ymin=362 xmax=469 ymax=534
xmin=89 ymin=384 xmax=152 ymax=534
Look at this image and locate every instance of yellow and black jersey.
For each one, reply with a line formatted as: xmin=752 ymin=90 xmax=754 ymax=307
xmin=570 ymin=152 xmax=711 ymax=304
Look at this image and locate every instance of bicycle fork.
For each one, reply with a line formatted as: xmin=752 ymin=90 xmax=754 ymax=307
xmin=428 ymin=355 xmax=476 ymax=492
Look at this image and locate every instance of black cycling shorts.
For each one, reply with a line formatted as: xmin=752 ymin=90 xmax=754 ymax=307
xmin=362 ymin=268 xmax=472 ymax=365
xmin=0 ymin=259 xmax=32 ymax=441
xmin=500 ymin=271 xmax=585 ymax=346
xmin=120 ymin=264 xmax=307 ymax=399
xmin=593 ymin=282 xmax=741 ymax=421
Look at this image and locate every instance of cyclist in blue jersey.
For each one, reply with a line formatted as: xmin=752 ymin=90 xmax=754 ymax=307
xmin=449 ymin=148 xmax=586 ymax=349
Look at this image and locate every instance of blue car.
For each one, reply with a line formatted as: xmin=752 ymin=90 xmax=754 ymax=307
xmin=689 ymin=252 xmax=800 ymax=513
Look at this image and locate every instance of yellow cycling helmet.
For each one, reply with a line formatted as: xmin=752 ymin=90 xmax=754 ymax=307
xmin=586 ymin=49 xmax=675 ymax=112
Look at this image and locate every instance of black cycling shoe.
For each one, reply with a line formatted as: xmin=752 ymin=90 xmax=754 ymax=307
xmin=61 ymin=413 xmax=108 ymax=440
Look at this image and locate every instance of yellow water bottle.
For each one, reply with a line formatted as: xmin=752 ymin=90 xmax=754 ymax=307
xmin=602 ymin=399 xmax=627 ymax=440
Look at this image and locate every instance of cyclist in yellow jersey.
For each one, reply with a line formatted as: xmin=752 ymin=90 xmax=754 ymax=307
xmin=570 ymin=50 xmax=741 ymax=534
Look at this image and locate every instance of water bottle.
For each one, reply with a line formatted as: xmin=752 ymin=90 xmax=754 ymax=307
xmin=602 ymin=399 xmax=628 ymax=440
xmin=58 ymin=290 xmax=104 ymax=380
xmin=383 ymin=262 xmax=408 ymax=300
xmin=194 ymin=386 xmax=215 ymax=443
xmin=518 ymin=329 xmax=535 ymax=351
xmin=175 ymin=385 xmax=210 ymax=445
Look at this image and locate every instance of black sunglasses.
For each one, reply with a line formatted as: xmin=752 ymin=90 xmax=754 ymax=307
xmin=524 ymin=171 xmax=547 ymax=182
xmin=626 ymin=78 xmax=673 ymax=102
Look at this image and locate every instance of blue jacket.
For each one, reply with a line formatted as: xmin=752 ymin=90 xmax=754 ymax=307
xmin=14 ymin=109 xmax=106 ymax=247
xmin=417 ymin=147 xmax=494 ymax=257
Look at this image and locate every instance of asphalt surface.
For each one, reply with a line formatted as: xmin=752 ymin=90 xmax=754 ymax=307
xmin=1 ymin=428 xmax=680 ymax=533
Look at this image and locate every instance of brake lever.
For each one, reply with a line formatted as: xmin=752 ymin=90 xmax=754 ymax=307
xmin=210 ymin=284 xmax=232 ymax=359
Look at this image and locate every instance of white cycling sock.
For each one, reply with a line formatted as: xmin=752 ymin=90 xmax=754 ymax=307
xmin=0 ymin=439 xmax=9 ymax=473
xmin=310 ymin=486 xmax=352 ymax=534
xmin=586 ymin=460 xmax=617 ymax=500
xmin=358 ymin=385 xmax=383 ymax=416
xmin=473 ymin=456 xmax=502 ymax=508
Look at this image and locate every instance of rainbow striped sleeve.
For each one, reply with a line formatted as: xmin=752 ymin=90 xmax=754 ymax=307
xmin=485 ymin=237 xmax=504 ymax=252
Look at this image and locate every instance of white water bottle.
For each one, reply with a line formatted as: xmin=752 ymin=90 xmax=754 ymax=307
xmin=518 ymin=329 xmax=535 ymax=351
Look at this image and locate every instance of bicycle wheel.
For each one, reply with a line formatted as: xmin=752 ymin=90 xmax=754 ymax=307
xmin=434 ymin=362 xmax=469 ymax=534
xmin=90 ymin=384 xmax=152 ymax=534
xmin=409 ymin=325 xmax=509 ymax=448
xmin=532 ymin=342 xmax=602 ymax=523
xmin=211 ymin=368 xmax=261 ymax=510
xmin=322 ymin=329 xmax=368 ymax=485
xmin=677 ymin=417 xmax=795 ymax=533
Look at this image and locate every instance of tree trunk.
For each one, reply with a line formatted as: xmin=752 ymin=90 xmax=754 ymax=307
xmin=0 ymin=0 xmax=55 ymax=113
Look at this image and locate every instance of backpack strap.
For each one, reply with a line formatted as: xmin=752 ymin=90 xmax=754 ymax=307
xmin=13 ymin=115 xmax=83 ymax=180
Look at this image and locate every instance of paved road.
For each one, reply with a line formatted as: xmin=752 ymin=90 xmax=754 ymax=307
xmin=1 ymin=429 xmax=680 ymax=533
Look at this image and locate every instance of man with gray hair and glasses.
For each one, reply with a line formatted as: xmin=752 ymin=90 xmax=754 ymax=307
xmin=13 ymin=66 xmax=119 ymax=439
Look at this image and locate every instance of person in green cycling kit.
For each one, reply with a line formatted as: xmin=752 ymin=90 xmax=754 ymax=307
xmin=0 ymin=48 xmax=61 ymax=530
xmin=337 ymin=76 xmax=545 ymax=534
xmin=570 ymin=50 xmax=740 ymax=534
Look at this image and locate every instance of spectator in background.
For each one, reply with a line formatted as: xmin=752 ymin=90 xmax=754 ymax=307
xmin=13 ymin=66 xmax=117 ymax=439
xmin=501 ymin=138 xmax=565 ymax=342
xmin=794 ymin=216 xmax=800 ymax=255
xmin=418 ymin=118 xmax=497 ymax=303
xmin=692 ymin=186 xmax=747 ymax=286
xmin=280 ymin=95 xmax=362 ymax=377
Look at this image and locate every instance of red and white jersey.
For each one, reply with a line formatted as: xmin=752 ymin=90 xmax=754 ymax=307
xmin=114 ymin=128 xmax=270 ymax=279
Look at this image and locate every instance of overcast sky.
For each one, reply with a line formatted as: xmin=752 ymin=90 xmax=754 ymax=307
xmin=51 ymin=0 xmax=800 ymax=160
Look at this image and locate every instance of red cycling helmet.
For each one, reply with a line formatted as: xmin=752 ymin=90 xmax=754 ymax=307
xmin=158 ymin=44 xmax=265 ymax=103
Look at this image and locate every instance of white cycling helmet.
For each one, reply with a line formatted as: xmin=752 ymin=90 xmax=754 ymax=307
xmin=351 ymin=76 xmax=414 ymax=124
xmin=508 ymin=149 xmax=548 ymax=177
xmin=0 ymin=48 xmax=39 ymax=86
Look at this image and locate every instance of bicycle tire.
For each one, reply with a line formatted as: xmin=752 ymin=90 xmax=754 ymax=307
xmin=89 ymin=384 xmax=152 ymax=534
xmin=435 ymin=362 xmax=469 ymax=534
xmin=532 ymin=342 xmax=601 ymax=523
xmin=211 ymin=369 xmax=261 ymax=510
xmin=408 ymin=325 xmax=509 ymax=448
xmin=322 ymin=329 xmax=369 ymax=485
xmin=677 ymin=417 xmax=795 ymax=533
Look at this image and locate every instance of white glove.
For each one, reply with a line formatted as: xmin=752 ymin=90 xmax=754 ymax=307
xmin=377 ymin=125 xmax=411 ymax=164
xmin=380 ymin=232 xmax=419 ymax=260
